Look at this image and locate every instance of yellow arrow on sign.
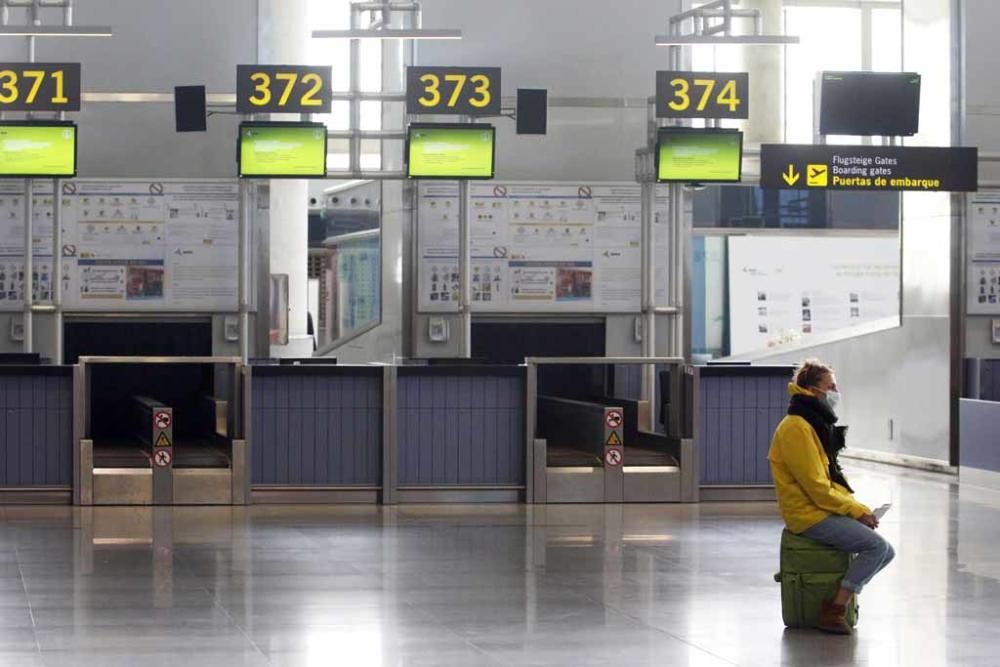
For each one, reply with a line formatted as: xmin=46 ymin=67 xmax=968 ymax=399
xmin=782 ymin=164 xmax=800 ymax=186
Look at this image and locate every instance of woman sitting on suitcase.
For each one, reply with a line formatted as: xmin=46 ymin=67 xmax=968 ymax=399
xmin=768 ymin=359 xmax=895 ymax=634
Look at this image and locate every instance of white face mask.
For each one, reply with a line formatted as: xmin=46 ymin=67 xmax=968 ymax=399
xmin=823 ymin=390 xmax=842 ymax=412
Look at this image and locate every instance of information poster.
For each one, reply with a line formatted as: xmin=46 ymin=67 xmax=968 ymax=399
xmin=417 ymin=181 xmax=669 ymax=313
xmin=0 ymin=179 xmax=240 ymax=311
xmin=967 ymin=192 xmax=1000 ymax=315
xmin=728 ymin=235 xmax=900 ymax=355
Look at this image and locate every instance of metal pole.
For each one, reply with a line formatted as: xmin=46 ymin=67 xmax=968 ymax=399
xmin=22 ymin=5 xmax=38 ymax=353
xmin=53 ymin=178 xmax=62 ymax=363
xmin=23 ymin=180 xmax=32 ymax=353
xmin=238 ymin=179 xmax=249 ymax=362
xmin=458 ymin=178 xmax=471 ymax=357
xmin=349 ymin=6 xmax=361 ymax=174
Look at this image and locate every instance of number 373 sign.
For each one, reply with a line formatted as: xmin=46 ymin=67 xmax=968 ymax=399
xmin=656 ymin=71 xmax=748 ymax=119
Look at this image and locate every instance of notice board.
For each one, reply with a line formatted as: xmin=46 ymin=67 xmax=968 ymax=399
xmin=727 ymin=235 xmax=900 ymax=356
xmin=0 ymin=179 xmax=241 ymax=312
xmin=417 ymin=181 xmax=670 ymax=313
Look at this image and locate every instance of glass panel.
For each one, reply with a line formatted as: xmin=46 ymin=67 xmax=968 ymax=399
xmin=318 ymin=182 xmax=383 ymax=345
xmin=692 ymin=185 xmax=899 ymax=230
xmin=783 ymin=7 xmax=863 ymax=143
xmin=871 ymin=8 xmax=903 ymax=72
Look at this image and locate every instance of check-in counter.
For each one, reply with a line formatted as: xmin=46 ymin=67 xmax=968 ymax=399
xmin=959 ymin=398 xmax=1000 ymax=490
xmin=395 ymin=365 xmax=526 ymax=503
xmin=0 ymin=365 xmax=73 ymax=503
xmin=249 ymin=364 xmax=384 ymax=503
xmin=694 ymin=364 xmax=792 ymax=500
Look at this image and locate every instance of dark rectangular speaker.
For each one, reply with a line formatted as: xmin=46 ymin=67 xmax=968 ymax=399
xmin=175 ymin=85 xmax=207 ymax=132
xmin=517 ymin=89 xmax=547 ymax=135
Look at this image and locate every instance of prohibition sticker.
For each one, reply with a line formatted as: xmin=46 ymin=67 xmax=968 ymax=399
xmin=605 ymin=448 xmax=623 ymax=467
xmin=153 ymin=449 xmax=172 ymax=467
xmin=605 ymin=410 xmax=623 ymax=429
xmin=153 ymin=411 xmax=171 ymax=430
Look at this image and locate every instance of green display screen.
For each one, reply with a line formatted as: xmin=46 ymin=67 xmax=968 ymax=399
xmin=407 ymin=124 xmax=495 ymax=179
xmin=0 ymin=123 xmax=76 ymax=177
xmin=239 ymin=122 xmax=327 ymax=178
xmin=657 ymin=129 xmax=743 ymax=183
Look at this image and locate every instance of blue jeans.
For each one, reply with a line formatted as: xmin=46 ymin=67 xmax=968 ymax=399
xmin=802 ymin=515 xmax=895 ymax=594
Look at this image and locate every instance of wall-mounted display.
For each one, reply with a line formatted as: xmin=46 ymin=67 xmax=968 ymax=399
xmin=0 ymin=122 xmax=76 ymax=177
xmin=239 ymin=122 xmax=328 ymax=178
xmin=657 ymin=128 xmax=743 ymax=183
xmin=407 ymin=124 xmax=495 ymax=179
xmin=819 ymin=71 xmax=920 ymax=137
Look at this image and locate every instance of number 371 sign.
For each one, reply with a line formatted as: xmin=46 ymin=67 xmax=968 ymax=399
xmin=656 ymin=71 xmax=748 ymax=119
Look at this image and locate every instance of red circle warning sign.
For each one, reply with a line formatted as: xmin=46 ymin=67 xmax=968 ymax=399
xmin=605 ymin=448 xmax=623 ymax=467
xmin=153 ymin=411 xmax=171 ymax=430
xmin=153 ymin=449 xmax=172 ymax=468
xmin=605 ymin=410 xmax=623 ymax=429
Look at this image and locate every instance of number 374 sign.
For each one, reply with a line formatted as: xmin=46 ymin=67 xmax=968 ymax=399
xmin=656 ymin=71 xmax=748 ymax=119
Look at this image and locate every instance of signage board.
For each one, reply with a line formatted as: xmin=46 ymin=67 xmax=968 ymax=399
xmin=760 ymin=144 xmax=978 ymax=192
xmin=656 ymin=71 xmax=748 ymax=119
xmin=0 ymin=122 xmax=77 ymax=177
xmin=406 ymin=66 xmax=501 ymax=116
xmin=0 ymin=63 xmax=81 ymax=112
xmin=236 ymin=65 xmax=332 ymax=114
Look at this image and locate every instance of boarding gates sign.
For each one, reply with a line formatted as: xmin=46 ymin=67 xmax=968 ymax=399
xmin=760 ymin=144 xmax=978 ymax=192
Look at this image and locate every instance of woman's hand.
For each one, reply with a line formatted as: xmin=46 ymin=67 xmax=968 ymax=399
xmin=858 ymin=513 xmax=879 ymax=529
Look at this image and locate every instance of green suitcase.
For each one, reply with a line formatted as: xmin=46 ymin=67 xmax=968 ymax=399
xmin=773 ymin=529 xmax=858 ymax=629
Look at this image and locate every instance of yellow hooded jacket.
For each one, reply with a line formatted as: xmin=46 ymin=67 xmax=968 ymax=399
xmin=767 ymin=383 xmax=871 ymax=534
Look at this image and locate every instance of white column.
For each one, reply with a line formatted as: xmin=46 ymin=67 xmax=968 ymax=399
xmin=260 ymin=0 xmax=313 ymax=356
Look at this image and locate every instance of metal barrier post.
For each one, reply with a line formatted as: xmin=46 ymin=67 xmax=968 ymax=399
xmin=524 ymin=362 xmax=537 ymax=503
xmin=381 ymin=365 xmax=398 ymax=505
xmin=602 ymin=406 xmax=625 ymax=502
xmin=148 ymin=404 xmax=174 ymax=505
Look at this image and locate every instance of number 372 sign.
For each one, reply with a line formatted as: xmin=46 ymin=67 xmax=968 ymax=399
xmin=656 ymin=71 xmax=749 ymax=119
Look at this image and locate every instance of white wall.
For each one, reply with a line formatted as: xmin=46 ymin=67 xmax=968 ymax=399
xmin=962 ymin=0 xmax=1000 ymax=358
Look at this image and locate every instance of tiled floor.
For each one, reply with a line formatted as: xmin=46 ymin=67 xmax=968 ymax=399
xmin=1 ymin=462 xmax=998 ymax=666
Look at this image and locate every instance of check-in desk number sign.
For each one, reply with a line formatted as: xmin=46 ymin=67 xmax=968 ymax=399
xmin=656 ymin=71 xmax=748 ymax=119
xmin=406 ymin=67 xmax=501 ymax=115
xmin=0 ymin=63 xmax=81 ymax=111
xmin=237 ymin=65 xmax=333 ymax=114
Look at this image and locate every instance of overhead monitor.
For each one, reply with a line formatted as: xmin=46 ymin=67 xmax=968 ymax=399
xmin=819 ymin=72 xmax=921 ymax=136
xmin=657 ymin=128 xmax=743 ymax=183
xmin=406 ymin=123 xmax=495 ymax=179
xmin=0 ymin=121 xmax=77 ymax=177
xmin=238 ymin=121 xmax=328 ymax=178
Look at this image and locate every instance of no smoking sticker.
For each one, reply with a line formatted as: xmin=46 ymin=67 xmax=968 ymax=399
xmin=153 ymin=450 xmax=172 ymax=468
xmin=605 ymin=410 xmax=623 ymax=429
xmin=153 ymin=411 xmax=171 ymax=430
xmin=604 ymin=448 xmax=623 ymax=467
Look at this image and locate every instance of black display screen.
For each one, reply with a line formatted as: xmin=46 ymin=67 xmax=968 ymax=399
xmin=819 ymin=72 xmax=921 ymax=137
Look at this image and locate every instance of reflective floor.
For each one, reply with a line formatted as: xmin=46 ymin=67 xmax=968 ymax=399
xmin=1 ymin=462 xmax=998 ymax=666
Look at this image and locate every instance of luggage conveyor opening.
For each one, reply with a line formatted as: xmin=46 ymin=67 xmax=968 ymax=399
xmin=76 ymin=357 xmax=249 ymax=506
xmin=527 ymin=357 xmax=698 ymax=503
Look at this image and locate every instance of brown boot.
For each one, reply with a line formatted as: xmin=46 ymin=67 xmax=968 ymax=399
xmin=817 ymin=601 xmax=853 ymax=635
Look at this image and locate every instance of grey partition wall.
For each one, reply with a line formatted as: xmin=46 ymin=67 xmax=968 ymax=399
xmin=0 ymin=367 xmax=73 ymax=502
xmin=250 ymin=365 xmax=383 ymax=502
xmin=959 ymin=399 xmax=1000 ymax=487
xmin=397 ymin=366 xmax=526 ymax=502
xmin=696 ymin=365 xmax=792 ymax=498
